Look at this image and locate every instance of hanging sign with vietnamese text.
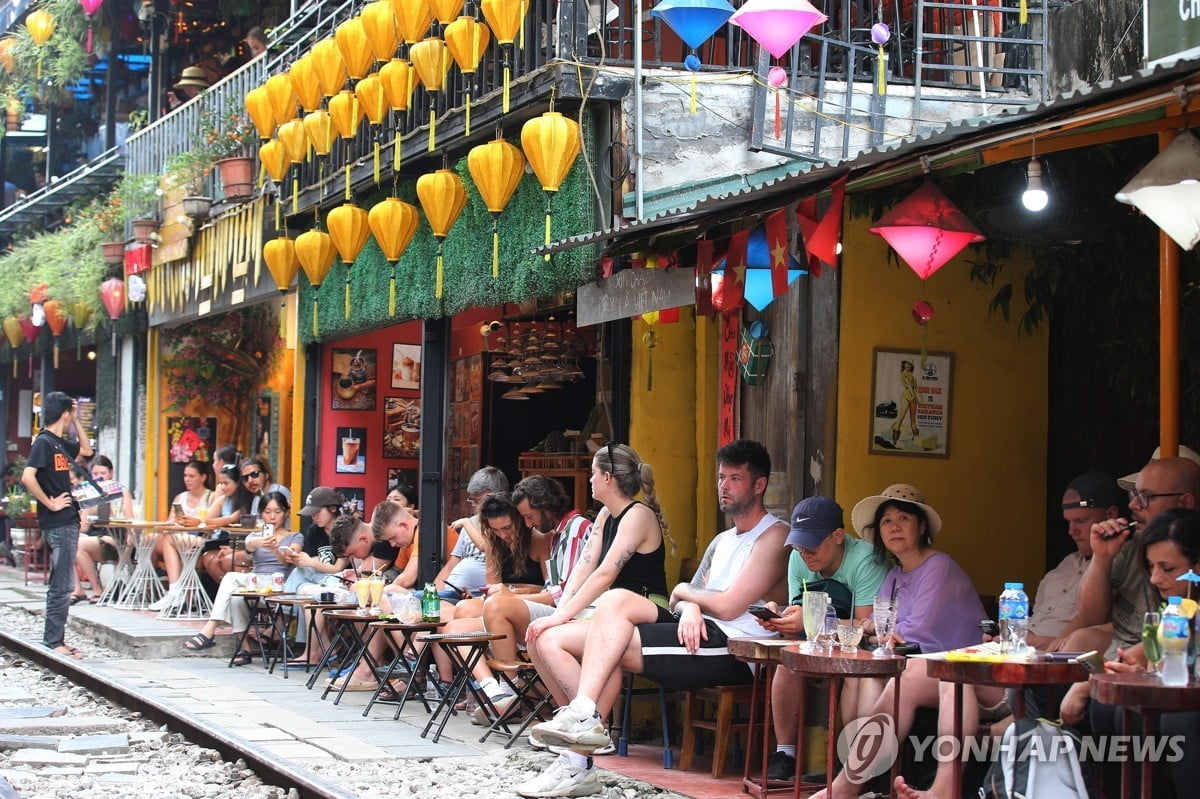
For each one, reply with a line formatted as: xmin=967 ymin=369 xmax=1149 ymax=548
xmin=577 ymin=266 xmax=695 ymax=327
xmin=1147 ymin=0 xmax=1200 ymax=66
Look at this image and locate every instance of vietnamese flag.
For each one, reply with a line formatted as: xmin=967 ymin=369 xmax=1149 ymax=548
xmin=765 ymin=208 xmax=789 ymax=299
xmin=721 ymin=229 xmax=749 ymax=313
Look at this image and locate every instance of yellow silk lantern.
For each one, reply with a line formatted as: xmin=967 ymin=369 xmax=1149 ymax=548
xmin=312 ymin=38 xmax=348 ymax=97
xmin=356 ymin=75 xmax=389 ymax=184
xmin=263 ymin=236 xmax=300 ymax=293
xmin=265 ymin=73 xmax=298 ymax=127
xmin=521 ymin=110 xmax=581 ymax=260
xmin=277 ymin=118 xmax=309 ymax=213
xmin=409 ymin=37 xmax=448 ymax=151
xmin=328 ymin=203 xmax=371 ymax=317
xmin=296 ymin=226 xmax=336 ymax=337
xmin=416 ymin=169 xmax=467 ymax=298
xmin=335 ymin=17 xmax=374 ymax=81
xmin=467 ymin=138 xmax=524 ymax=278
xmin=379 ymin=58 xmax=416 ymax=172
xmin=368 ymin=197 xmax=419 ymax=315
xmin=444 ymin=16 xmax=490 ymax=136
xmin=361 ymin=0 xmax=401 ymax=62
xmin=481 ymin=0 xmax=523 ymax=111
xmin=428 ymin=0 xmax=464 ymax=25
xmin=290 ymin=54 xmax=323 ymax=112
xmin=259 ymin=139 xmax=290 ymax=182
xmin=245 ymin=86 xmax=276 ymax=139
xmin=0 ymin=38 xmax=15 ymax=73
xmin=395 ymin=0 xmax=434 ymax=45
xmin=328 ymin=90 xmax=364 ymax=139
xmin=303 ymin=109 xmax=337 ymax=156
xmin=26 ymin=8 xmax=56 ymax=79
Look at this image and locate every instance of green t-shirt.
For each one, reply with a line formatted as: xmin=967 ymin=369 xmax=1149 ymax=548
xmin=787 ymin=534 xmax=889 ymax=611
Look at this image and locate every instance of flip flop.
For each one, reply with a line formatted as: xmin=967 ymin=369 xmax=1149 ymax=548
xmin=88 ymin=596 xmax=102 ymax=604
xmin=51 ymin=645 xmax=83 ymax=659
xmin=230 ymin=650 xmax=252 ymax=666
xmin=69 ymin=594 xmax=87 ymax=605
xmin=182 ymin=633 xmax=215 ymax=651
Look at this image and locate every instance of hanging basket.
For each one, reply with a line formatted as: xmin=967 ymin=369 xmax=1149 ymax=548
xmin=216 ymin=156 xmax=255 ymax=200
xmin=130 ymin=218 xmax=159 ymax=244
xmin=182 ymin=195 xmax=214 ymax=220
xmin=100 ymin=241 xmax=125 ymax=265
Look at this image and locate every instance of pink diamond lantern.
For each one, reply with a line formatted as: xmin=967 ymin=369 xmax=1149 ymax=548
xmin=729 ymin=0 xmax=827 ymax=59
xmin=868 ymin=181 xmax=985 ymax=280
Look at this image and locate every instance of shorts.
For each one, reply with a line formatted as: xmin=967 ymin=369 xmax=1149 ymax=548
xmin=637 ymin=616 xmax=754 ymax=692
xmin=523 ymin=599 xmax=556 ymax=622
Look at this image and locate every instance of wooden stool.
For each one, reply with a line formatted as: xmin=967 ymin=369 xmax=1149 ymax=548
xmin=680 ymin=684 xmax=754 ymax=778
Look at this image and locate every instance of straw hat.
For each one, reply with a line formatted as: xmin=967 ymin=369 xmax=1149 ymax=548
xmin=850 ymin=483 xmax=943 ymax=541
xmin=174 ymin=66 xmax=210 ymax=91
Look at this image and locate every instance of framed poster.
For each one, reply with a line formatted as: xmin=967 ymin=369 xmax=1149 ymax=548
xmin=387 ymin=467 xmax=418 ymax=494
xmin=331 ymin=348 xmax=377 ymax=410
xmin=335 ymin=487 xmax=366 ymax=517
xmin=391 ymin=343 xmax=421 ymax=390
xmin=869 ymin=349 xmax=953 ymax=457
xmin=383 ymin=397 xmax=421 ymax=459
xmin=335 ymin=425 xmax=367 ymax=473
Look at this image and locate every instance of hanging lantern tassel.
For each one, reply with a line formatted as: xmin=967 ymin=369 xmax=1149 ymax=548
xmin=292 ymin=169 xmax=299 ymax=214
xmin=85 ymin=24 xmax=93 ymax=53
xmin=767 ymin=67 xmax=787 ymax=139
xmin=373 ymin=135 xmax=381 ymax=185
xmin=502 ymin=48 xmax=512 ymax=113
xmin=643 ymin=329 xmax=657 ymax=391
xmin=344 ymin=272 xmax=351 ymax=318
xmin=543 ymin=194 xmax=554 ymax=262
xmin=1019 ymin=0 xmax=1027 ymax=24
xmin=685 ymin=54 xmax=701 ymax=114
xmin=435 ymin=239 xmax=445 ymax=298
xmin=274 ymin=193 xmax=281 ymax=231
xmin=491 ymin=215 xmax=501 ymax=278
xmin=427 ymin=100 xmax=437 ymax=152
xmin=389 ymin=264 xmax=397 ymax=315
xmin=519 ymin=0 xmax=527 ymax=48
xmin=393 ymin=127 xmax=402 ymax=172
xmin=870 ymin=24 xmax=891 ymax=98
xmin=344 ymin=150 xmax=352 ymax=201
xmin=312 ymin=298 xmax=320 ymax=338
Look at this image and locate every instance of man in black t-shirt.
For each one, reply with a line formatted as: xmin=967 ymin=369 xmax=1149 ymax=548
xmin=22 ymin=392 xmax=93 ymax=658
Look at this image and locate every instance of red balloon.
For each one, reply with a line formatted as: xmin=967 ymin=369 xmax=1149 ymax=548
xmin=912 ymin=299 xmax=935 ymax=326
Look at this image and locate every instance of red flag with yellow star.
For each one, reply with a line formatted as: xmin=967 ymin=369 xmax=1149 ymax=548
xmin=721 ymin=229 xmax=749 ymax=313
xmin=765 ymin=208 xmax=790 ymax=299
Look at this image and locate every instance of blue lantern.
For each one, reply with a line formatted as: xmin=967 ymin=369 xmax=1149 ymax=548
xmin=652 ymin=0 xmax=735 ymax=112
xmin=712 ymin=224 xmax=805 ymax=311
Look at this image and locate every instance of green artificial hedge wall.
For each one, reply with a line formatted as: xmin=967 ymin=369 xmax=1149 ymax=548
xmin=300 ymin=115 xmax=599 ymax=343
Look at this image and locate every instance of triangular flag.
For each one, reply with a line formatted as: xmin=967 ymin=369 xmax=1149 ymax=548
xmin=796 ymin=175 xmax=847 ymax=276
xmin=765 ymin=208 xmax=790 ymax=298
xmin=722 ymin=229 xmax=749 ymax=313
xmin=695 ymin=239 xmax=715 ymax=317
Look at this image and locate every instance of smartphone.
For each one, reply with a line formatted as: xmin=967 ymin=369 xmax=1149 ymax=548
xmin=893 ymin=643 xmax=922 ymax=656
xmin=1072 ymin=650 xmax=1106 ymax=674
xmin=172 ymin=502 xmax=184 ymax=517
xmin=748 ymin=605 xmax=782 ymax=621
xmin=979 ymin=619 xmax=999 ymax=637
xmin=261 ymin=523 xmax=275 ymax=538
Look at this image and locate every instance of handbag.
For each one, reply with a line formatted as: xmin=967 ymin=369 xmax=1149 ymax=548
xmin=36 ymin=431 xmax=123 ymax=510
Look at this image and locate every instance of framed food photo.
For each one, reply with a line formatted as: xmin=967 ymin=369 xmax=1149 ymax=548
xmin=868 ymin=349 xmax=953 ymax=457
xmin=383 ymin=397 xmax=421 ymax=459
xmin=391 ymin=343 xmax=421 ymax=390
xmin=331 ymin=348 xmax=377 ymax=410
xmin=335 ymin=425 xmax=367 ymax=473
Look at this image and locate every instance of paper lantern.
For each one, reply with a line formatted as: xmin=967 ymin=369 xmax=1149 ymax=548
xmin=444 ymin=16 xmax=490 ymax=135
xmin=335 ymin=17 xmax=374 ymax=81
xmin=245 ymin=85 xmax=276 ymax=139
xmin=99 ymin=277 xmax=125 ymax=356
xmin=481 ymin=0 xmax=523 ymax=111
xmin=379 ymin=58 xmax=416 ymax=110
xmin=327 ymin=203 xmax=371 ymax=317
xmin=416 ymin=169 xmax=467 ymax=298
xmin=429 ymin=0 xmax=464 ymax=26
xmin=289 ymin=54 xmax=323 ymax=112
xmin=42 ymin=299 xmax=67 ymax=368
xmin=79 ymin=0 xmax=100 ymax=50
xmin=277 ymin=118 xmax=308 ymax=163
xmin=467 ymin=138 xmax=524 ymax=278
xmin=328 ymin=90 xmax=364 ymax=139
xmin=18 ymin=314 xmax=37 ymax=375
xmin=409 ymin=37 xmax=449 ymax=151
xmin=355 ymin=74 xmax=390 ymax=183
xmin=312 ymin=38 xmax=348 ymax=97
xmin=368 ymin=197 xmax=419 ymax=314
xmin=711 ymin=224 xmax=804 ymax=311
xmin=26 ymin=9 xmax=56 ymax=46
xmin=521 ymin=111 xmax=581 ymax=260
xmin=302 ymin=109 xmax=336 ymax=156
xmin=265 ymin=73 xmax=297 ymax=128
xmin=1115 ymin=132 xmax=1200 ymax=251
xmin=362 ymin=0 xmax=401 ymax=61
xmin=259 ymin=138 xmax=289 ymax=182
xmin=263 ymin=236 xmax=299 ymax=293
xmin=729 ymin=0 xmax=826 ymax=59
xmin=296 ymin=226 xmax=336 ymax=337
xmin=651 ymin=0 xmax=734 ymax=112
xmin=68 ymin=301 xmax=91 ymax=360
xmin=395 ymin=0 xmax=434 ymax=44
xmin=868 ymin=181 xmax=985 ymax=280
xmin=0 ymin=38 xmax=17 ymax=73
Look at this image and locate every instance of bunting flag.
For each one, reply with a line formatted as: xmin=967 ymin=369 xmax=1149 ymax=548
xmin=695 ymin=239 xmax=715 ymax=317
xmin=600 ymin=256 xmax=616 ymax=278
xmin=795 ymin=175 xmax=847 ymax=277
xmin=765 ymin=208 xmax=790 ymax=299
xmin=721 ymin=229 xmax=749 ymax=313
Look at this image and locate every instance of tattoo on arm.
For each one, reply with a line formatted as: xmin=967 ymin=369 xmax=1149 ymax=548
xmin=686 ymin=587 xmax=718 ymax=597
xmin=613 ymin=545 xmax=636 ymax=572
xmin=690 ymin=546 xmax=715 ymax=589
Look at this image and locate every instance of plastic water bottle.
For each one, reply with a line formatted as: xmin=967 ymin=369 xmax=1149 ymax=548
xmin=998 ymin=583 xmax=1029 ymax=654
xmin=1161 ymin=596 xmax=1190 ymax=686
xmin=823 ymin=606 xmax=838 ymax=650
xmin=421 ymin=582 xmax=440 ymax=623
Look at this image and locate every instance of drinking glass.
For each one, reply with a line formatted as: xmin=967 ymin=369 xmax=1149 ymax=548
xmin=1142 ymin=611 xmax=1164 ymax=676
xmin=873 ymin=598 xmax=897 ymax=657
xmin=368 ymin=575 xmax=385 ymax=613
xmin=817 ymin=613 xmax=838 ymax=654
xmin=354 ymin=579 xmax=371 ymax=614
xmin=801 ymin=592 xmax=829 ymax=651
xmin=196 ymin=505 xmax=208 ymax=528
xmin=131 ymin=500 xmax=143 ymax=521
xmin=837 ymin=622 xmax=864 ymax=653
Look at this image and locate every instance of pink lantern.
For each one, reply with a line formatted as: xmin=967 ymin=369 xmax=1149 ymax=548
xmin=18 ymin=314 xmax=37 ymax=377
xmin=79 ymin=0 xmax=104 ymax=52
xmin=868 ymin=181 xmax=985 ymax=280
xmin=912 ymin=299 xmax=934 ymax=326
xmin=729 ymin=0 xmax=827 ymax=59
xmin=99 ymin=277 xmax=125 ymax=319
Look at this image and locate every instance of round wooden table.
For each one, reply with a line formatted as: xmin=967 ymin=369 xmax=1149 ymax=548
xmin=926 ymin=656 xmax=1088 ymax=799
xmin=779 ymin=645 xmax=907 ymax=798
xmin=1090 ymin=672 xmax=1200 ymax=799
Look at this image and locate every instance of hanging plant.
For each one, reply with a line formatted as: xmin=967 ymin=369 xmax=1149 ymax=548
xmin=0 ymin=0 xmax=89 ymax=100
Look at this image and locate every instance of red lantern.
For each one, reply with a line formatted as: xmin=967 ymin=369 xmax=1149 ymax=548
xmin=868 ymin=181 xmax=985 ymax=280
xmin=43 ymin=299 xmax=67 ymax=368
xmin=18 ymin=314 xmax=37 ymax=377
xmin=100 ymin=277 xmax=125 ymax=355
xmin=912 ymin=299 xmax=934 ymax=326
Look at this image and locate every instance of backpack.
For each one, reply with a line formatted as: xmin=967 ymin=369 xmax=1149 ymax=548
xmin=979 ymin=717 xmax=1098 ymax=799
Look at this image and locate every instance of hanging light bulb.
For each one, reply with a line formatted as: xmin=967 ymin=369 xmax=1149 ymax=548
xmin=1021 ymin=157 xmax=1048 ymax=212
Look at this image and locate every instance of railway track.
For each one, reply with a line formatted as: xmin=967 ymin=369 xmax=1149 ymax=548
xmin=0 ymin=628 xmax=356 ymax=799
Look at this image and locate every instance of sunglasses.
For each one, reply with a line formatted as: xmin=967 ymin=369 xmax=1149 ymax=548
xmin=606 ymin=441 xmax=617 ymax=472
xmin=241 ymin=469 xmax=263 ymax=481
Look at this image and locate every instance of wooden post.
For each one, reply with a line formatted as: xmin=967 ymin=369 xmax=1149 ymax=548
xmin=1159 ymin=130 xmax=1180 ymax=458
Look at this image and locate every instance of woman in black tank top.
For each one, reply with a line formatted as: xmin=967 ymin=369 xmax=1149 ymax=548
xmin=479 ymin=493 xmax=545 ymax=588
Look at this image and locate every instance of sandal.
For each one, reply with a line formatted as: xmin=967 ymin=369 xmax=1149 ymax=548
xmin=230 ymin=650 xmax=252 ymax=666
xmin=69 ymin=594 xmax=87 ymax=605
xmin=88 ymin=596 xmax=102 ymax=604
xmin=182 ymin=633 xmax=215 ymax=651
xmin=51 ymin=645 xmax=83 ymax=659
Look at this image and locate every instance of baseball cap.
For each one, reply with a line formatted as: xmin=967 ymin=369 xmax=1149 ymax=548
xmin=298 ymin=486 xmax=344 ymax=516
xmin=1117 ymin=445 xmax=1200 ymax=490
xmin=1062 ymin=471 xmax=1126 ymax=511
xmin=786 ymin=496 xmax=844 ymax=550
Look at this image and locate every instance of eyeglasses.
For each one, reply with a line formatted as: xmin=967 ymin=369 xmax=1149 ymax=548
xmin=241 ymin=470 xmax=262 ymax=481
xmin=1128 ymin=489 xmax=1185 ymax=507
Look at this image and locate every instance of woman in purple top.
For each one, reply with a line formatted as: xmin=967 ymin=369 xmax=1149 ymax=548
xmin=814 ymin=484 xmax=994 ymax=799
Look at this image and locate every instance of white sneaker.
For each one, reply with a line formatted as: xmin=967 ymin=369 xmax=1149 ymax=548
xmin=472 ymin=693 xmax=516 ymax=726
xmin=515 ymin=759 xmax=600 ymax=798
xmin=529 ymin=706 xmax=610 ymax=752
xmin=148 ymin=591 xmax=174 ymax=612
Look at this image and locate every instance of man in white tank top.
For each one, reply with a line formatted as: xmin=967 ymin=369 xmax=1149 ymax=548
xmin=519 ymin=440 xmax=789 ymax=798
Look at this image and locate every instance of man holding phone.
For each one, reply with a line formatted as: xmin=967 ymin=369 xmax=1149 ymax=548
xmin=23 ymin=392 xmax=93 ymax=659
xmin=756 ymin=495 xmax=887 ymax=783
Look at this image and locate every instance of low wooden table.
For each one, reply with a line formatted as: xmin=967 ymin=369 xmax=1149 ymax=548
xmin=363 ymin=620 xmax=445 ymax=718
xmin=1090 ymin=672 xmax=1200 ymax=799
xmin=318 ymin=609 xmax=384 ymax=704
xmin=926 ymin=656 xmax=1088 ymax=799
xmin=728 ymin=637 xmax=794 ymax=797
xmin=415 ymin=631 xmax=505 ymax=743
xmin=780 ymin=645 xmax=907 ymax=798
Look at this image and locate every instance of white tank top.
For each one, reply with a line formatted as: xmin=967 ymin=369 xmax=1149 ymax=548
xmin=705 ymin=513 xmax=782 ymax=639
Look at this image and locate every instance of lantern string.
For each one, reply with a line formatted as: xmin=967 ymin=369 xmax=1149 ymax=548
xmin=876 ymin=47 xmax=887 ymax=96
xmin=492 ymin=216 xmax=500 ymax=279
xmin=389 ymin=264 xmax=397 ymax=316
xmin=435 ymin=240 xmax=445 ymax=298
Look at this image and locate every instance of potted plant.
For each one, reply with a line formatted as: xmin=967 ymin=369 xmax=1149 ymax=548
xmin=78 ymin=195 xmax=127 ymax=263
xmin=117 ymin=172 xmax=160 ymax=243
xmin=198 ymin=97 xmax=257 ymax=200
xmin=164 ymin=148 xmax=214 ymax=221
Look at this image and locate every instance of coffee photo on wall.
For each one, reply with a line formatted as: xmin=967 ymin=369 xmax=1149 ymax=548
xmin=335 ymin=426 xmax=367 ymax=474
xmin=331 ymin=348 xmax=377 ymax=410
xmin=383 ymin=397 xmax=421 ymax=459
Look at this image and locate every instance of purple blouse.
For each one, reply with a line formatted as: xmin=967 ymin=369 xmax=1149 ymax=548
xmin=878 ymin=552 xmax=985 ymax=653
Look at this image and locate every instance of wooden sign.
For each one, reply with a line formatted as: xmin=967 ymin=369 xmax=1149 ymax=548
xmin=577 ymin=266 xmax=694 ymax=327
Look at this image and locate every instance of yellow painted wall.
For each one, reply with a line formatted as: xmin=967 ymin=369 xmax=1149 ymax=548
xmin=835 ymin=213 xmax=1049 ymax=598
xmin=629 ymin=307 xmax=720 ymax=583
